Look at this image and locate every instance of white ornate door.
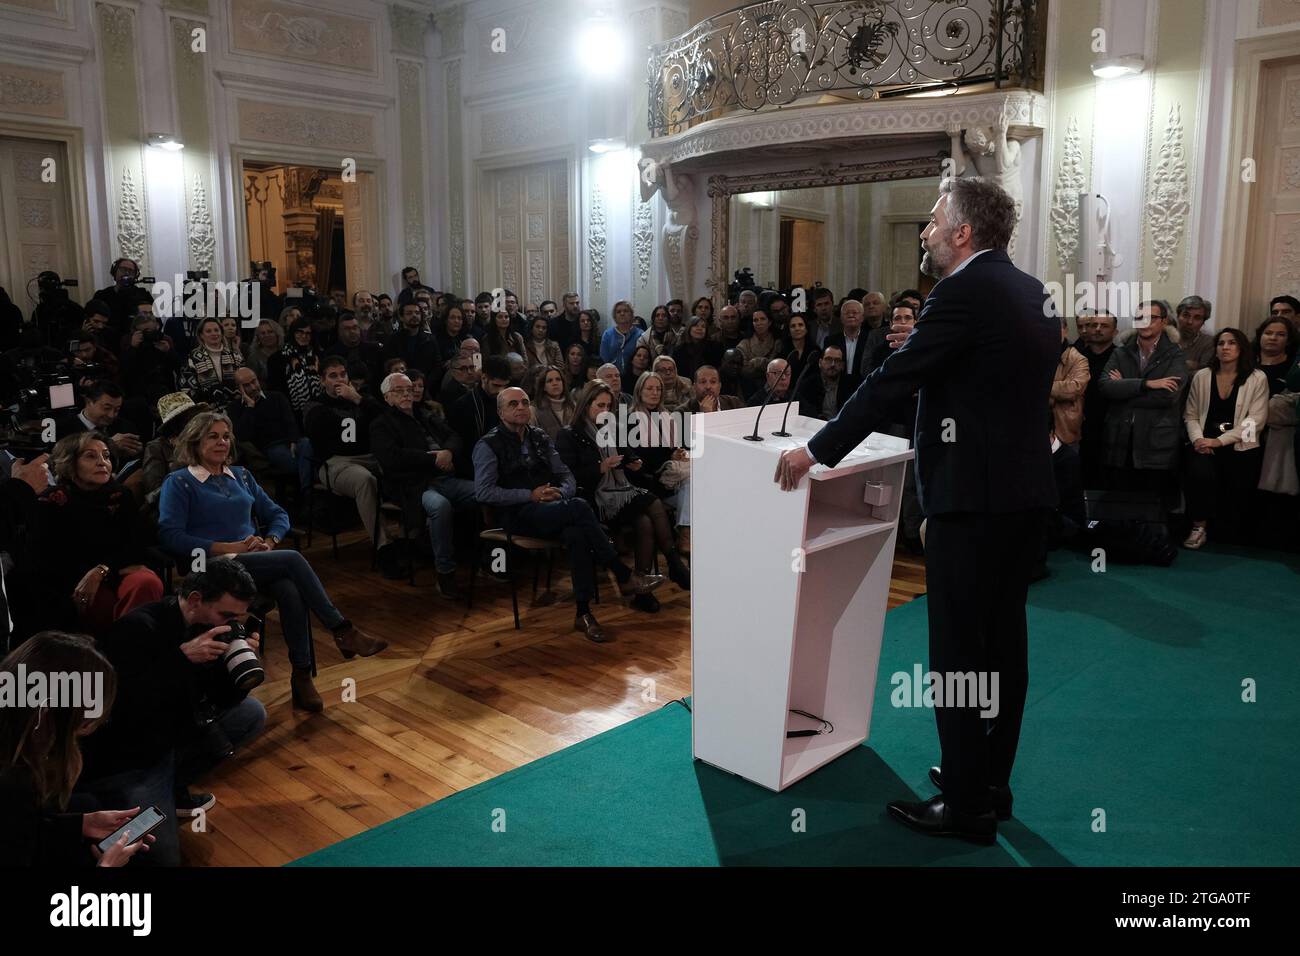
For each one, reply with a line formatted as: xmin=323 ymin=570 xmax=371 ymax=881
xmin=479 ymin=159 xmax=569 ymax=304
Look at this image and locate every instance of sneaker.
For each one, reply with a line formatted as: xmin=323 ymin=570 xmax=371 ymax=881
xmin=174 ymin=790 xmax=215 ymax=818
xmin=1183 ymin=526 xmax=1207 ymax=550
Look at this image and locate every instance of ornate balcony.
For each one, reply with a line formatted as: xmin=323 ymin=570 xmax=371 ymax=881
xmin=647 ymin=0 xmax=1044 ymax=138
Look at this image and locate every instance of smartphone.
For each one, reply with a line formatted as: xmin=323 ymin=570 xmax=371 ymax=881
xmin=96 ymin=805 xmax=166 ymax=855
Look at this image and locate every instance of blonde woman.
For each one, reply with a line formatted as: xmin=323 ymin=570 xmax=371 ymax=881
xmin=158 ymin=411 xmax=386 ymax=711
xmin=631 ymin=370 xmax=692 ymax=553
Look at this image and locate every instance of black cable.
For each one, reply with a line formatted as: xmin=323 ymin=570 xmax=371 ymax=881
xmin=663 ymin=697 xmax=691 ymax=713
xmin=786 ymin=708 xmax=832 ymax=738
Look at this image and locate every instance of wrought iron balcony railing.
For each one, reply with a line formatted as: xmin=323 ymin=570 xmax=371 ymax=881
xmin=647 ymin=0 xmax=1043 ymax=137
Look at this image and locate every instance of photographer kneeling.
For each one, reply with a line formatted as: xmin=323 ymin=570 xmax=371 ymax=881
xmin=158 ymin=410 xmax=386 ymax=712
xmin=76 ymin=560 xmax=267 ymax=867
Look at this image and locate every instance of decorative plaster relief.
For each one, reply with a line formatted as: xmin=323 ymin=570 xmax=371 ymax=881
xmin=589 ymin=179 xmax=607 ymax=291
xmin=188 ymin=175 xmax=216 ymax=273
xmin=238 ymin=100 xmax=374 ymax=152
xmin=163 ymin=0 xmax=209 ymax=13
xmin=526 ymin=213 xmax=544 ymax=240
xmin=1259 ymin=0 xmax=1300 ymax=29
xmin=231 ymin=0 xmax=376 ymax=74
xmin=500 ymin=216 xmax=519 ymax=242
xmin=0 ymin=62 xmax=66 ymax=118
xmin=527 ymin=250 xmax=545 ymax=308
xmin=526 ymin=173 xmax=546 ymax=205
xmin=15 ymin=151 xmax=46 ymax=181
xmin=97 ymin=3 xmax=136 ymax=73
xmin=1285 ymin=78 xmax=1300 ymax=131
xmin=1147 ymin=104 xmax=1189 ymax=283
xmin=437 ymin=3 xmax=464 ymax=56
xmin=473 ymin=13 xmax=564 ymax=68
xmin=634 ymin=199 xmax=653 ymax=290
xmin=18 ymin=197 xmax=52 ymax=229
xmin=117 ymin=166 xmax=148 ymax=266
xmin=389 ymin=3 xmax=428 ymax=56
xmin=640 ymin=91 xmax=1046 ymax=169
xmin=1281 ymin=146 xmax=1300 ymax=195
xmin=21 ymin=242 xmax=56 ymax=274
xmin=1274 ymin=214 xmax=1300 ymax=295
xmin=501 ymin=252 xmax=517 ymax=289
xmin=481 ymin=105 xmax=552 ymax=155
xmin=1050 ymin=115 xmax=1085 ymax=275
xmin=446 ymin=60 xmax=466 ymax=293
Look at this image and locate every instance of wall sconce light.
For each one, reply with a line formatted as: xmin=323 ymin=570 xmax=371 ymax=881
xmin=146 ymin=133 xmax=185 ymax=151
xmin=1090 ymin=55 xmax=1145 ymax=79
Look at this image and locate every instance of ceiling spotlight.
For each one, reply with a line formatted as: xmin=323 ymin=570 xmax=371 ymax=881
xmin=1090 ymin=55 xmax=1146 ymax=79
xmin=147 ymin=133 xmax=185 ymax=151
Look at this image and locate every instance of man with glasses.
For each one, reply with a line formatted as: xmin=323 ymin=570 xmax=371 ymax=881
xmin=438 ymin=347 xmax=481 ymax=409
xmin=371 ymin=372 xmax=476 ymax=598
xmin=794 ymin=345 xmax=849 ymax=421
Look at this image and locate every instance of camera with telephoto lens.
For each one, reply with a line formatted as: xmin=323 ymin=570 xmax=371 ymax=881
xmin=140 ymin=328 xmax=162 ymax=344
xmin=221 ymin=620 xmax=264 ymax=692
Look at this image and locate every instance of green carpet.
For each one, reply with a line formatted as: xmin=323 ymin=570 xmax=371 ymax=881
xmin=292 ymin=546 xmax=1300 ymax=866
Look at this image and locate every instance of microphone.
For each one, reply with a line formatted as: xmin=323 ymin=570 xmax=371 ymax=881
xmin=773 ymin=348 xmax=818 ymax=437
xmin=744 ymin=351 xmax=797 ymax=442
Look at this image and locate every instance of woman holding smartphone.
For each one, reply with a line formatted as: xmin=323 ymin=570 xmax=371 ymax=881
xmin=0 ymin=631 xmax=153 ymax=866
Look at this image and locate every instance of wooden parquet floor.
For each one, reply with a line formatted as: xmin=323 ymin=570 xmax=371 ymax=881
xmin=184 ymin=529 xmax=927 ymax=866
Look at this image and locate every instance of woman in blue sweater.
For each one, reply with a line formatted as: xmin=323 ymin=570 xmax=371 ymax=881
xmin=158 ymin=411 xmax=386 ymax=711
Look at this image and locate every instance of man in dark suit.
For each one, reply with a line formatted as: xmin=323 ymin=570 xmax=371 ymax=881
xmin=775 ymin=178 xmax=1059 ymax=844
xmin=824 ymin=298 xmax=870 ymax=390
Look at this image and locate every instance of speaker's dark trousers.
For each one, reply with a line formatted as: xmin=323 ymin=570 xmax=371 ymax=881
xmin=923 ymin=509 xmax=1047 ymax=814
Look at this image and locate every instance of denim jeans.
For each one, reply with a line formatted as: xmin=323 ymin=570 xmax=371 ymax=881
xmin=421 ymin=476 xmax=477 ymax=573
xmin=504 ymin=497 xmax=616 ymax=602
xmin=235 ymin=550 xmax=345 ymax=668
xmin=77 ymin=696 xmax=267 ymax=867
xmin=265 ymin=437 xmax=315 ymax=491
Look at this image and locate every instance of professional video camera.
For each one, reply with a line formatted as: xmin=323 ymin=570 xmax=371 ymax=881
xmin=30 ymin=270 xmax=84 ymax=346
xmin=729 ymin=267 xmax=761 ymax=303
xmin=0 ymin=350 xmax=77 ymax=455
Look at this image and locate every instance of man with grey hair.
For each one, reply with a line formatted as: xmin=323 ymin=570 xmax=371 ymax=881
xmin=1174 ymin=295 xmax=1214 ymax=372
xmin=736 ymin=289 xmax=758 ymax=337
xmin=371 ymin=372 xmax=476 ymax=598
xmin=862 ymin=291 xmax=887 ymax=330
xmin=471 ymin=386 xmax=662 ymax=642
xmin=825 ymin=298 xmax=868 ymax=388
xmin=775 ymin=176 xmax=1059 ymax=845
xmin=596 ymin=363 xmax=633 ymax=408
xmin=746 ymin=357 xmax=791 ymax=406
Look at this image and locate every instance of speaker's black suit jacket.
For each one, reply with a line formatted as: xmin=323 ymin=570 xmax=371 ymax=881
xmin=807 ymin=249 xmax=1060 ymax=517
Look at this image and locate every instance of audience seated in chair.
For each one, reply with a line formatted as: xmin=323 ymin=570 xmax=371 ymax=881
xmin=158 ymin=410 xmax=386 ymax=712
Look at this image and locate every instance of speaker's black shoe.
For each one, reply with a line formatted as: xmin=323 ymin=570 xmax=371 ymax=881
xmin=886 ymin=794 xmax=997 ymax=845
xmin=928 ymin=766 xmax=1013 ymax=820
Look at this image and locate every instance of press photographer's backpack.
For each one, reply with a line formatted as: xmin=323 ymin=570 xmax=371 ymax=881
xmin=1082 ymin=489 xmax=1178 ymax=566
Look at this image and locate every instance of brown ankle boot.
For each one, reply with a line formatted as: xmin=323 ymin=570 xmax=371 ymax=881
xmin=291 ymin=667 xmax=323 ymax=712
xmin=332 ymin=621 xmax=388 ymax=658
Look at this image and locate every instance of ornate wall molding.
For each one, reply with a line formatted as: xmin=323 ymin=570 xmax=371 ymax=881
xmin=0 ymin=63 xmax=66 ymax=118
xmin=117 ymin=167 xmax=147 ymax=265
xmin=588 ymin=179 xmax=607 ymax=293
xmin=163 ymin=0 xmax=209 ymax=13
xmin=98 ymin=3 xmax=135 ymax=73
xmin=445 ymin=59 xmax=465 ymax=292
xmin=634 ymin=198 xmax=654 ymax=290
xmin=1050 ymin=115 xmax=1085 ymax=275
xmin=1147 ymin=103 xmax=1189 ymax=283
xmin=237 ymin=99 xmax=375 ymax=152
xmin=398 ymin=58 xmax=426 ymax=270
xmin=230 ymin=0 xmax=377 ymax=75
xmin=188 ymin=174 xmax=215 ymax=272
xmin=437 ymin=4 xmax=464 ymax=56
xmin=481 ymin=104 xmax=551 ymax=155
xmin=390 ymin=4 xmax=429 ymax=57
xmin=641 ymin=90 xmax=1047 ymax=170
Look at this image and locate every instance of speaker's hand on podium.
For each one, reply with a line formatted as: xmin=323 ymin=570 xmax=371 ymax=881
xmin=774 ymin=446 xmax=815 ymax=491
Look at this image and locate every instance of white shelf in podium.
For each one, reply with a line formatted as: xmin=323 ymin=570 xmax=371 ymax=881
xmin=688 ymin=406 xmax=913 ymax=791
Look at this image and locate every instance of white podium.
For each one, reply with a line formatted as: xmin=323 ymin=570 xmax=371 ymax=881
xmin=689 ymin=405 xmax=913 ymax=791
